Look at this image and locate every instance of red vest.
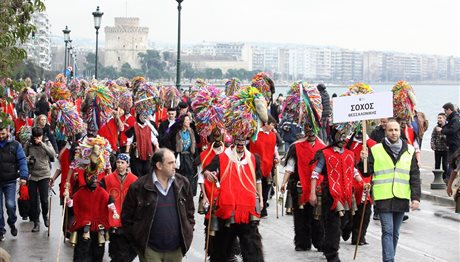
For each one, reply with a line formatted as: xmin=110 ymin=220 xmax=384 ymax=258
xmin=200 ymin=147 xmax=221 ymax=219
xmin=104 ymin=171 xmax=138 ymax=228
xmin=215 ymin=149 xmax=258 ymax=224
xmin=249 ymin=131 xmax=276 ymax=178
xmin=58 ymin=147 xmax=75 ymax=198
xmin=323 ymin=147 xmax=355 ymax=211
xmin=71 ymin=186 xmax=110 ymax=232
xmin=294 ymin=139 xmax=325 ymax=205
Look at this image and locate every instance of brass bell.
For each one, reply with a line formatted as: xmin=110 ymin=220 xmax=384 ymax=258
xmin=98 ymin=225 xmax=106 ymax=246
xmin=82 ymin=223 xmax=91 ymax=241
xmin=209 ymin=213 xmax=219 ymax=236
xmin=69 ymin=231 xmax=78 ymax=246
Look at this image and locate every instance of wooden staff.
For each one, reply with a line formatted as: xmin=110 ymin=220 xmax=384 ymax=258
xmin=353 ymin=188 xmax=369 ymax=260
xmin=57 ymin=191 xmax=68 ymax=262
xmin=204 ymin=182 xmax=215 ymax=262
xmin=362 ymin=120 xmax=368 ymax=173
xmin=48 ymin=187 xmax=55 ymax=238
xmin=274 ymin=164 xmax=279 ymax=219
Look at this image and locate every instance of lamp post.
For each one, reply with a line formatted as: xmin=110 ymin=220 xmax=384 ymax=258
xmin=92 ymin=6 xmax=104 ymax=80
xmin=62 ymin=26 xmax=71 ymax=73
xmin=175 ymin=0 xmax=183 ymax=90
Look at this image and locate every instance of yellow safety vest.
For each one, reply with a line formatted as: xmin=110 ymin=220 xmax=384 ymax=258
xmin=371 ymin=143 xmax=414 ymax=201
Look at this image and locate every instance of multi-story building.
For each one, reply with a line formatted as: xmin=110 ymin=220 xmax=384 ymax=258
xmin=104 ymin=17 xmax=149 ymax=69
xmin=22 ymin=12 xmax=52 ymax=70
xmin=363 ymin=51 xmax=384 ymax=82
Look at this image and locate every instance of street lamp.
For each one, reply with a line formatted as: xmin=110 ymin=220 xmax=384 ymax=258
xmin=175 ymin=0 xmax=184 ymax=90
xmin=92 ymin=6 xmax=104 ymax=80
xmin=62 ymin=26 xmax=71 ymax=73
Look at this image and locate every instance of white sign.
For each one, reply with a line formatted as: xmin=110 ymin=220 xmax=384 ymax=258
xmin=332 ymin=92 xmax=393 ymax=123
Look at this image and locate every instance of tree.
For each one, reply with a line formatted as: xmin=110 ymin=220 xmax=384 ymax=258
xmin=0 ymin=0 xmax=46 ymax=77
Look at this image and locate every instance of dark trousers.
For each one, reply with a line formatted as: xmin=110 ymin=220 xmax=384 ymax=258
xmin=434 ymin=150 xmax=448 ymax=179
xmin=73 ymin=230 xmax=105 ymax=262
xmin=322 ymin=187 xmax=342 ymax=262
xmin=109 ymin=230 xmax=137 ymax=262
xmin=293 ymin=203 xmax=324 ymax=250
xmin=260 ymin=177 xmax=271 ymax=217
xmin=28 ymin=178 xmax=49 ymax=223
xmin=130 ymin=158 xmax=151 ymax=177
xmin=179 ymin=153 xmax=197 ymax=196
xmin=352 ymin=201 xmax=371 ymax=244
xmin=210 ymin=222 xmax=264 ymax=262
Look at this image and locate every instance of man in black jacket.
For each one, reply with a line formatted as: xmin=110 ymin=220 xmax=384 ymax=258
xmin=440 ymin=103 xmax=460 ymax=163
xmin=121 ymin=148 xmax=195 ymax=261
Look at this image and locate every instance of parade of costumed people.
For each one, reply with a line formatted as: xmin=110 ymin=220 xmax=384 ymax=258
xmin=202 ymin=84 xmax=268 ymax=262
xmin=279 ymin=81 xmax=326 ymax=252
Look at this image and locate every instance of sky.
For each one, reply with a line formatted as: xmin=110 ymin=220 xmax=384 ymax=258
xmin=44 ymin=0 xmax=460 ymax=56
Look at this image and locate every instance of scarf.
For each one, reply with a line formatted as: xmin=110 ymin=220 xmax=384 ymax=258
xmin=134 ymin=122 xmax=153 ymax=161
xmin=384 ymin=137 xmax=402 ymax=159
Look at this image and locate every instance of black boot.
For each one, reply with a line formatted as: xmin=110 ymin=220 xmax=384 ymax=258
xmin=43 ymin=217 xmax=49 ymax=228
xmin=32 ymin=222 xmax=40 ymax=232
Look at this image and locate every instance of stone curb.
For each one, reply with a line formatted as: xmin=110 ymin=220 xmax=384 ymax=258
xmin=420 ymin=190 xmax=455 ymax=206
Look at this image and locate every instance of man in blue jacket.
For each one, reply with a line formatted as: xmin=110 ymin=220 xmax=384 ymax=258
xmin=0 ymin=121 xmax=28 ymax=241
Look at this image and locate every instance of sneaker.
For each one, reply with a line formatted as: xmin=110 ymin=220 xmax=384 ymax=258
xmin=10 ymin=225 xmax=17 ymax=237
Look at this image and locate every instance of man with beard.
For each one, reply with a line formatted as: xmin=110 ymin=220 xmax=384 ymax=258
xmin=280 ymin=122 xmax=325 ymax=252
xmin=309 ymin=128 xmax=367 ymax=262
xmin=125 ymin=113 xmax=159 ymax=177
xmin=0 ymin=121 xmax=28 ymax=240
xmin=203 ymin=136 xmax=264 ymax=262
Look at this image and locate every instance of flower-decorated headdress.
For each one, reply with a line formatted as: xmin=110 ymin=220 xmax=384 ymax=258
xmin=159 ymin=85 xmax=181 ymax=108
xmin=81 ymin=83 xmax=114 ymax=133
xmin=251 ymin=72 xmax=275 ymax=103
xmin=71 ymin=135 xmax=112 ymax=177
xmin=224 ymin=86 xmax=268 ymax=141
xmin=392 ymin=80 xmax=417 ymax=122
xmin=50 ymin=100 xmax=85 ymax=138
xmin=134 ymin=82 xmax=160 ymax=116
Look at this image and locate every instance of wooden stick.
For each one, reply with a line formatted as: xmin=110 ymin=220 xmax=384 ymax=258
xmin=353 ymin=190 xmax=369 ymax=260
xmin=362 ymin=120 xmax=368 ymax=173
xmin=48 ymin=189 xmax=52 ymax=238
xmin=274 ymin=165 xmax=279 ymax=219
xmin=57 ymin=194 xmax=68 ymax=262
xmin=204 ymin=183 xmax=215 ymax=262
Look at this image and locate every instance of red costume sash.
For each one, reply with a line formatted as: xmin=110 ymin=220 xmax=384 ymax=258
xmin=104 ymin=171 xmax=138 ymax=228
xmin=215 ymin=149 xmax=259 ymax=223
xmin=71 ymin=186 xmax=110 ymax=232
xmin=249 ymin=131 xmax=277 ymax=178
xmin=348 ymin=139 xmax=376 ymax=205
xmin=134 ymin=122 xmax=153 ymax=160
xmin=294 ymin=139 xmax=325 ymax=205
xmin=323 ymin=147 xmax=355 ymax=211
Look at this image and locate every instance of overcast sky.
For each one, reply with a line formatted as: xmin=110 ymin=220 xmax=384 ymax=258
xmin=44 ymin=0 xmax=459 ymax=56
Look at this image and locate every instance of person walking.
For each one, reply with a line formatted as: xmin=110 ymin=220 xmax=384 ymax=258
xmin=364 ymin=119 xmax=421 ymax=262
xmin=100 ymin=153 xmax=138 ymax=262
xmin=431 ymin=113 xmax=449 ymax=181
xmin=174 ymin=115 xmax=197 ymax=196
xmin=439 ymin=103 xmax=460 ymax=177
xmin=121 ymin=148 xmax=195 ymax=262
xmin=24 ymin=127 xmax=55 ymax=232
xmin=0 ymin=121 xmax=28 ymax=240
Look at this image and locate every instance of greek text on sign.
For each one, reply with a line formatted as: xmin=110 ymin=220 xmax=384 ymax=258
xmin=332 ymin=92 xmax=393 ymax=123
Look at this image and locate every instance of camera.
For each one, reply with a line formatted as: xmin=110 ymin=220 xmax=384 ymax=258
xmin=28 ymin=156 xmax=36 ymax=168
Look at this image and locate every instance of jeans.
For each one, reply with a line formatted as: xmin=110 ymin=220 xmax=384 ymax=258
xmin=0 ymin=182 xmax=17 ymax=234
xmin=379 ymin=212 xmax=405 ymax=262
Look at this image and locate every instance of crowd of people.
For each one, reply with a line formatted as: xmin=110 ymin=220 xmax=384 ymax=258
xmin=0 ymin=74 xmax=458 ymax=262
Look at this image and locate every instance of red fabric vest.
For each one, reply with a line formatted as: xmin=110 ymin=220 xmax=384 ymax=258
xmin=71 ymin=186 xmax=110 ymax=232
xmin=155 ymin=107 xmax=168 ymax=127
xmin=249 ymin=131 xmax=276 ymax=178
xmin=104 ymin=171 xmax=138 ymax=228
xmin=134 ymin=122 xmax=153 ymax=160
xmin=98 ymin=118 xmax=119 ymax=151
xmin=200 ymin=147 xmax=222 ymax=219
xmin=294 ymin=139 xmax=325 ymax=205
xmin=58 ymin=147 xmax=75 ymax=198
xmin=348 ymin=139 xmax=376 ymax=205
xmin=323 ymin=147 xmax=355 ymax=211
xmin=119 ymin=115 xmax=135 ymax=148
xmin=216 ymin=150 xmax=259 ymax=224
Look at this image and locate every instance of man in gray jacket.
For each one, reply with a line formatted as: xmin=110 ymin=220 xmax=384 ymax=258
xmin=25 ymin=127 xmax=55 ymax=232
